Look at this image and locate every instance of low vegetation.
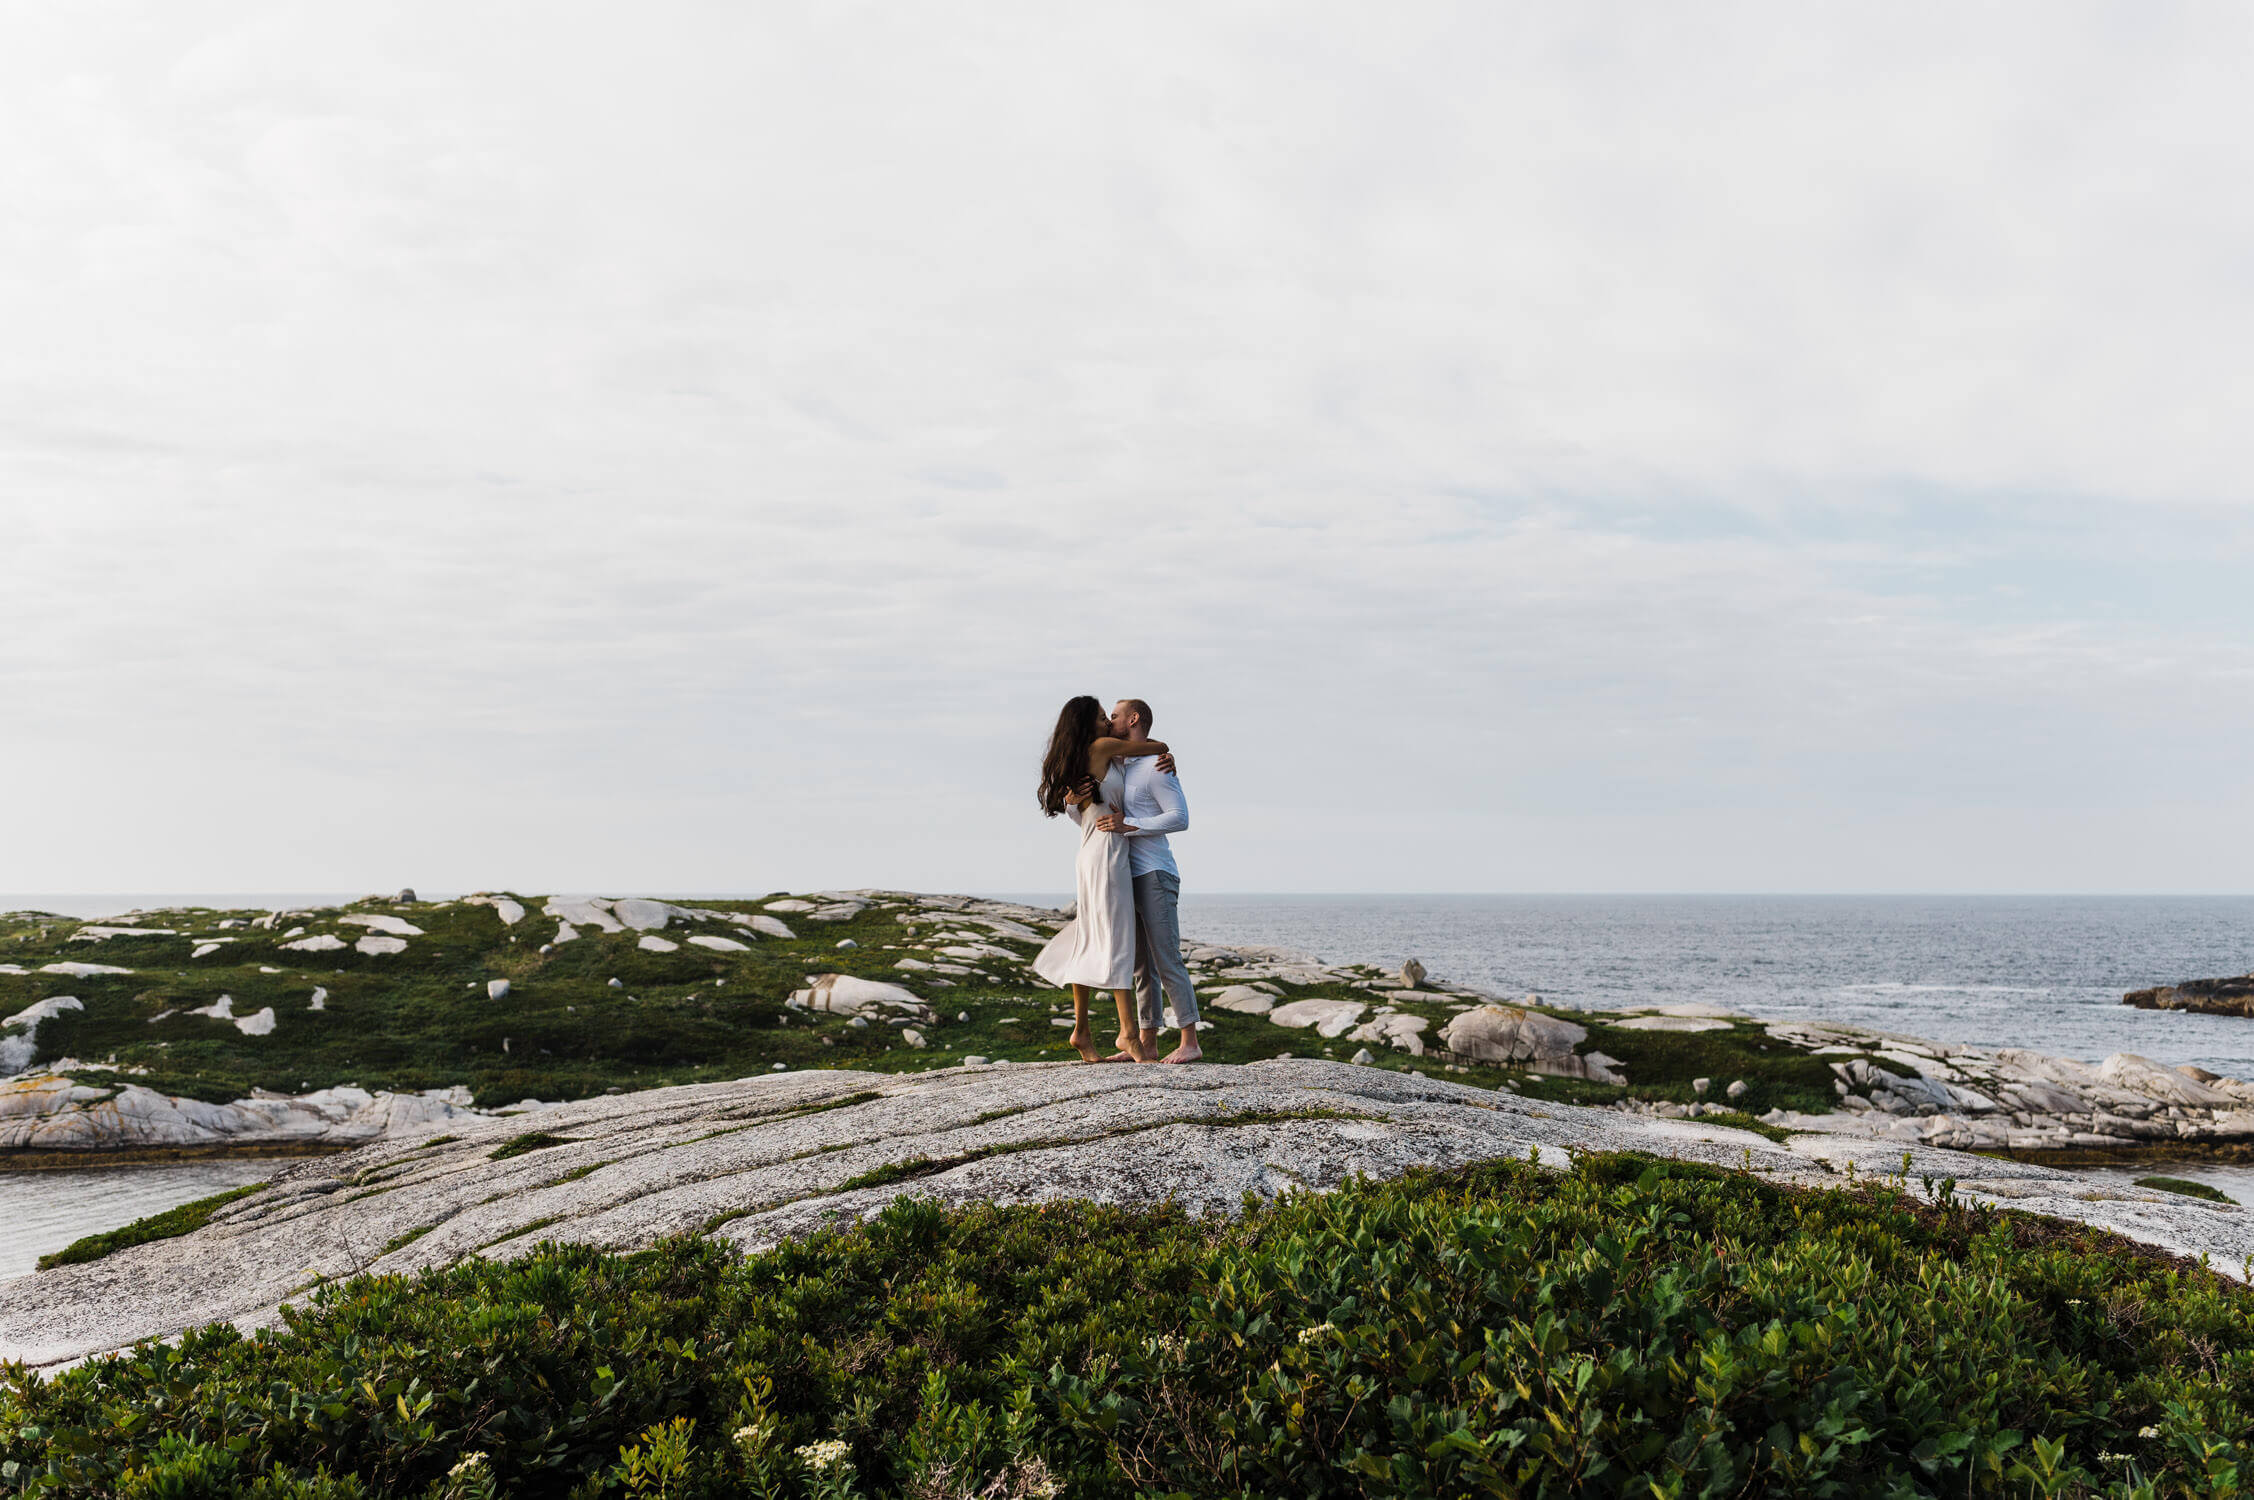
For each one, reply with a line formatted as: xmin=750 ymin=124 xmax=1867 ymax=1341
xmin=1 ymin=894 xmax=1861 ymax=1120
xmin=34 ymin=1183 xmax=265 ymax=1271
xmin=6 ymin=1155 xmax=2252 ymax=1496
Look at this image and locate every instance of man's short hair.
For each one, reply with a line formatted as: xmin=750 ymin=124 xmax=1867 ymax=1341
xmin=1121 ymin=698 xmax=1154 ymax=731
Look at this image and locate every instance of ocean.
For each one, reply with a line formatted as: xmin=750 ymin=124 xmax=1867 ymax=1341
xmin=1161 ymin=893 xmax=2254 ymax=1080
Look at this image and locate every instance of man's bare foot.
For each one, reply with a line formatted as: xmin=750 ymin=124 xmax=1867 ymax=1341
xmin=1068 ymin=1027 xmax=1102 ymax=1063
xmin=1159 ymin=1041 xmax=1203 ymax=1064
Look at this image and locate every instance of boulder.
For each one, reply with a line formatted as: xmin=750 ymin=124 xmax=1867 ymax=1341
xmin=339 ymin=914 xmax=425 ymax=938
xmin=1205 ymin=985 xmax=1276 ymax=1015
xmin=354 ymin=935 xmax=407 ymax=957
xmin=466 ymin=896 xmax=527 ymax=926
xmin=747 ymin=916 xmax=797 ymax=940
xmin=637 ymin=935 xmax=679 ymax=953
xmin=41 ymin=962 xmax=134 ymax=977
xmin=487 ymin=980 xmax=511 ymax=1001
xmin=542 ymin=899 xmax=622 ymax=934
xmin=613 ymin=899 xmax=674 ymax=932
xmin=688 ymin=935 xmax=748 ymax=953
xmin=1399 ymin=959 xmax=1426 ymax=989
xmin=1268 ymin=999 xmax=1366 ymax=1038
xmin=1614 ymin=1015 xmax=1730 ymax=1032
xmin=281 ymin=936 xmax=347 ymax=954
xmin=788 ymin=975 xmax=935 ymax=1021
xmin=1345 ymin=1012 xmax=1429 ymax=1056
xmin=1440 ymin=1006 xmax=1626 ymax=1084
xmin=235 ymin=1008 xmax=277 ymax=1037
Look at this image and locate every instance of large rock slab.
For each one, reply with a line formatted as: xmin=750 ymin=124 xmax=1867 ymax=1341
xmin=5 ymin=1059 xmax=2245 ymax=1373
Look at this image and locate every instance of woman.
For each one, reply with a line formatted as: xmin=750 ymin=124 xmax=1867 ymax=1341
xmin=1032 ymin=695 xmax=1170 ymax=1062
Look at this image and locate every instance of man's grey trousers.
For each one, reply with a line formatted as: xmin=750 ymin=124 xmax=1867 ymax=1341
xmin=1132 ymin=869 xmax=1199 ymax=1033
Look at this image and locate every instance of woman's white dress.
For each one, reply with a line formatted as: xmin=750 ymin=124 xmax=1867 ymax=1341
xmin=1033 ymin=761 xmax=1137 ymax=991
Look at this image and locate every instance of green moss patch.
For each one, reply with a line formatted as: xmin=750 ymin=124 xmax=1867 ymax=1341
xmin=488 ymin=1131 xmax=576 ymax=1161
xmin=2135 ymin=1174 xmax=2237 ymax=1204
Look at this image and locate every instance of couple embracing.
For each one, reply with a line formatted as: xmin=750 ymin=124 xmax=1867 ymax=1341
xmin=1033 ymin=695 xmax=1203 ymax=1065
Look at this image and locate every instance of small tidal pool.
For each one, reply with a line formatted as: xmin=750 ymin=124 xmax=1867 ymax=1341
xmin=1 ymin=1161 xmax=275 ymax=1280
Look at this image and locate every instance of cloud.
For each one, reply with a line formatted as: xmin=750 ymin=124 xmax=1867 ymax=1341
xmin=0 ymin=3 xmax=2249 ymax=893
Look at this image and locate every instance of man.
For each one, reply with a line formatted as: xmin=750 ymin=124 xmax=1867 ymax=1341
xmin=1091 ymin=697 xmax=1201 ymax=1063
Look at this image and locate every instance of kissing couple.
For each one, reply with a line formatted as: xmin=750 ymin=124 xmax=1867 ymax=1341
xmin=1032 ymin=695 xmax=1204 ymax=1065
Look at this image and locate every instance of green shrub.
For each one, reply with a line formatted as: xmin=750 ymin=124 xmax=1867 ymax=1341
xmin=34 ymin=1183 xmax=265 ymax=1270
xmin=5 ymin=1156 xmax=2250 ymax=1497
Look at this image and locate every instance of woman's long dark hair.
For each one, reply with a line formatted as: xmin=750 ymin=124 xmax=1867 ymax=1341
xmin=1039 ymin=695 xmax=1105 ymax=817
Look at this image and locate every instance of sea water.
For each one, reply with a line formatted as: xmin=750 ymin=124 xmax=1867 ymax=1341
xmin=1169 ymin=894 xmax=2254 ymax=1079
xmin=1 ymin=1161 xmax=273 ymax=1281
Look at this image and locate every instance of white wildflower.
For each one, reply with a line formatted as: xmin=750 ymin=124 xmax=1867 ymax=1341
xmin=1297 ymin=1322 xmax=1337 ymax=1345
xmin=1151 ymin=1333 xmax=1187 ymax=1360
xmin=2140 ymin=1426 xmax=2162 ymax=1438
xmin=448 ymin=1452 xmax=490 ymax=1478
xmin=795 ymin=1439 xmax=852 ymax=1473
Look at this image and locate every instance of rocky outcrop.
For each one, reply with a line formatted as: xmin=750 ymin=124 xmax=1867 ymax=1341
xmin=1760 ymin=1019 xmax=2254 ymax=1152
xmin=2125 ymin=974 xmax=2254 ymax=1018
xmin=4 ymin=1058 xmax=2246 ymax=1372
xmin=0 ymin=1076 xmax=476 ymax=1151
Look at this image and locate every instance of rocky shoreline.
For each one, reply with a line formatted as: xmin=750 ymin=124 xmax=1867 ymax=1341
xmin=7 ymin=889 xmax=2254 ymax=1164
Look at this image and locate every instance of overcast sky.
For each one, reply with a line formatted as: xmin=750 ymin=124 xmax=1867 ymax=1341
xmin=4 ymin=3 xmax=2252 ymax=897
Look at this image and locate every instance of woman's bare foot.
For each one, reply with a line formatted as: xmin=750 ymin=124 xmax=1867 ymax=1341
xmin=1112 ymin=1033 xmax=1155 ymax=1063
xmin=1068 ymin=1027 xmax=1102 ymax=1063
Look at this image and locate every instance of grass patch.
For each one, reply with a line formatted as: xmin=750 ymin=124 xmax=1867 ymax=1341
xmin=379 ymin=1224 xmax=435 ymax=1255
xmin=489 ymin=1132 xmax=575 ymax=1161
xmin=1682 ymin=1107 xmax=1797 ymax=1143
xmin=2136 ymin=1174 xmax=2236 ymax=1204
xmin=6 ymin=1156 xmax=2252 ymax=1496
xmin=414 ymin=1135 xmax=459 ymax=1149
xmin=1218 ymin=1106 xmax=1380 ymax=1126
xmin=836 ymin=1156 xmax=960 ymax=1192
xmin=543 ymin=1159 xmax=615 ymax=1187
xmin=476 ymin=1215 xmax=562 ymax=1252
xmin=35 ymin=1183 xmax=265 ymax=1270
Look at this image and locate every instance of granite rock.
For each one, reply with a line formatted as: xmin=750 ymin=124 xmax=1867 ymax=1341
xmin=4 ymin=1059 xmax=2245 ymax=1373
